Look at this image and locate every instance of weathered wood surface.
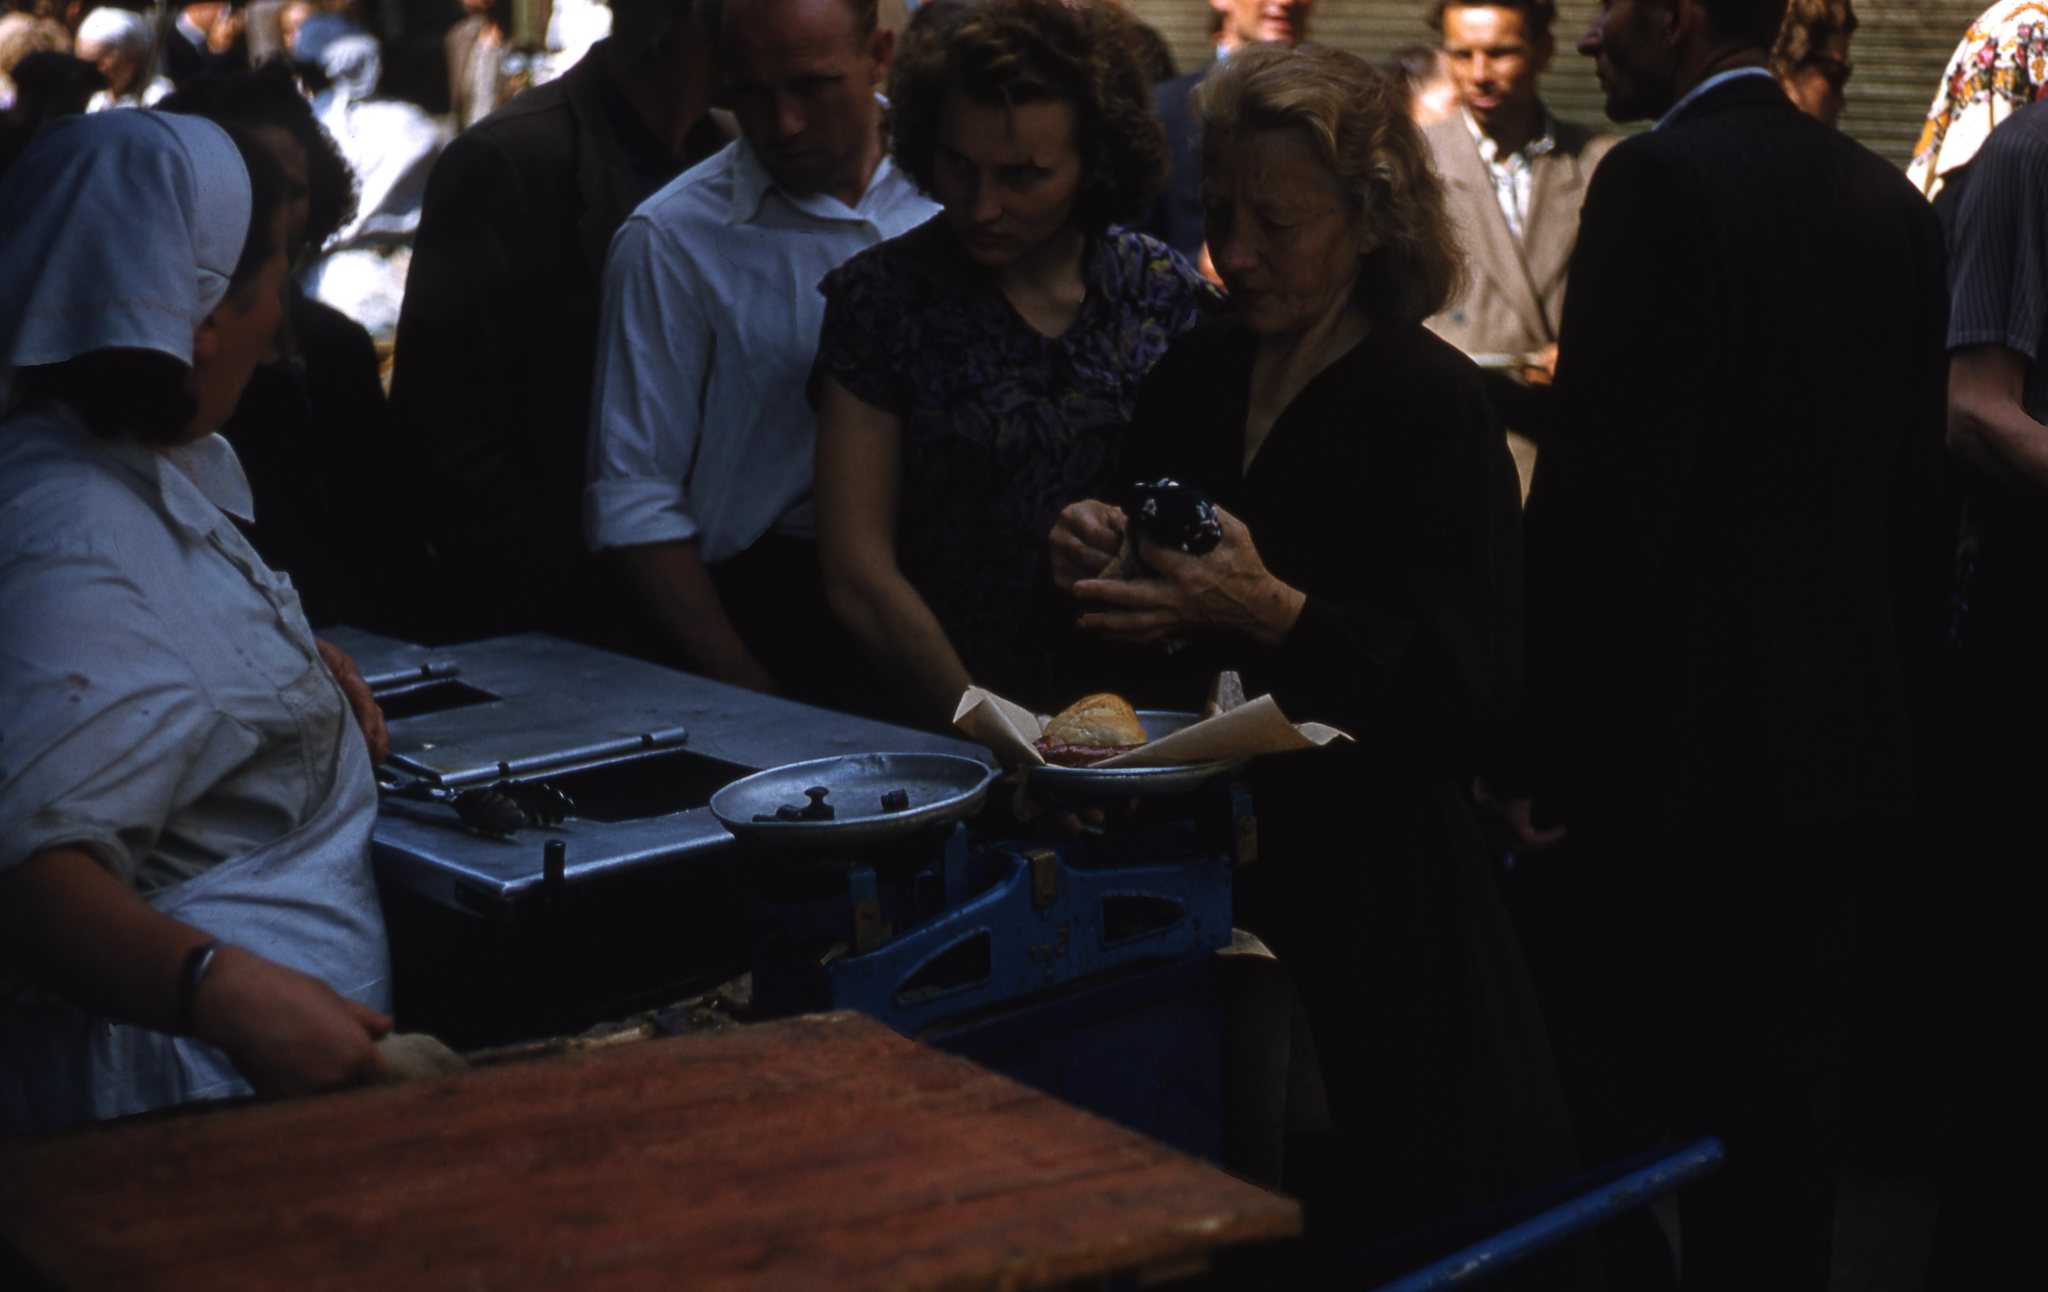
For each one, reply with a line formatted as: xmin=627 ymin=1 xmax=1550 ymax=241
xmin=0 ymin=1012 xmax=1299 ymax=1290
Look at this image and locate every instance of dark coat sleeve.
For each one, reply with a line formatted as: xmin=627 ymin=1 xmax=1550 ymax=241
xmin=388 ymin=127 xmax=567 ymax=591
xmin=1270 ymin=349 xmax=1522 ymax=776
xmin=1123 ymin=325 xmax=1522 ymax=776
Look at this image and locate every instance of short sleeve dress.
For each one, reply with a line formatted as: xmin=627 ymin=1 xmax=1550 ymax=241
xmin=815 ymin=215 xmax=1219 ymax=709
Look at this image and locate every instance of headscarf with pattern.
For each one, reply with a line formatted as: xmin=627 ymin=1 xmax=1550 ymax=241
xmin=1907 ymin=0 xmax=2048 ymax=199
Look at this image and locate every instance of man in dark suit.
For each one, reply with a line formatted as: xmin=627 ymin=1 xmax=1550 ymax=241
xmin=388 ymin=0 xmax=727 ymax=646
xmin=1487 ymin=0 xmax=1948 ymax=1285
xmin=1146 ymin=0 xmax=1314 ymax=261
xmin=162 ymin=3 xmax=245 ymax=89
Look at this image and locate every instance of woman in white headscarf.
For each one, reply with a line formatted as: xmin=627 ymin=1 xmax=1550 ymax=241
xmin=75 ymin=6 xmax=174 ymax=110
xmin=0 ymin=109 xmax=394 ymax=1136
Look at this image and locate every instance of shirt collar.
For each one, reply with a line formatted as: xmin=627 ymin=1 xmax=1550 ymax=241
xmin=165 ymin=433 xmax=256 ymax=525
xmin=1656 ymin=66 xmax=1776 ymax=130
xmin=725 ymin=137 xmax=779 ymax=223
xmin=1462 ymin=106 xmax=1558 ymax=167
xmin=91 ymin=423 xmax=257 ymax=536
xmin=725 ymin=121 xmax=900 ymax=225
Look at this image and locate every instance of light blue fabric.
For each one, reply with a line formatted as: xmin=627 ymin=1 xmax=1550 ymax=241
xmin=0 ymin=406 xmax=392 ymax=1136
xmin=0 ymin=110 xmax=249 ymax=376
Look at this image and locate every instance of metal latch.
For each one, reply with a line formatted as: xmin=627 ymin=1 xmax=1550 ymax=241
xmin=1026 ymin=848 xmax=1060 ymax=910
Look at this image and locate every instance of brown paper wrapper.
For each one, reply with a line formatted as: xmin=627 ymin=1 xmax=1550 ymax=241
xmin=950 ymin=684 xmax=1350 ymax=769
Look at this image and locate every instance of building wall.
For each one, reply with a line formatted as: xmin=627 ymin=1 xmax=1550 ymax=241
xmin=1125 ymin=1 xmax=1993 ymax=170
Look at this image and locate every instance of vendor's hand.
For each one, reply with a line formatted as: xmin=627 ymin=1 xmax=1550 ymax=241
xmin=1050 ymin=499 xmax=1126 ymax=592
xmin=1474 ymin=782 xmax=1567 ymax=855
xmin=316 ymin=639 xmax=388 ymax=764
xmin=1070 ymin=506 xmax=1305 ymax=646
xmin=1522 ymin=343 xmax=1560 ymax=387
xmin=191 ymin=943 xmax=392 ymax=1097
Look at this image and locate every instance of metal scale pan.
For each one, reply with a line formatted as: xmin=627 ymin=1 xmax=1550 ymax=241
xmin=711 ymin=753 xmax=997 ymax=858
xmin=1023 ymin=712 xmax=1245 ymax=808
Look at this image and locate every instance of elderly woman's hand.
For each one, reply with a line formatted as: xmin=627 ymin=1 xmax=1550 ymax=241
xmin=1049 ymin=499 xmax=1127 ymax=592
xmin=1070 ymin=505 xmax=1306 ymax=645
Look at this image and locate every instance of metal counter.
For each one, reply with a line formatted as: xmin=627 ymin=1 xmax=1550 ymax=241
xmin=328 ymin=629 xmax=987 ymax=917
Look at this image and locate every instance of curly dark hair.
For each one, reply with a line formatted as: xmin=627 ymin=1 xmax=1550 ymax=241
xmin=159 ymin=62 xmax=359 ymax=255
xmin=887 ymin=0 xmax=1166 ymax=234
xmin=1194 ymin=43 xmax=1465 ymax=324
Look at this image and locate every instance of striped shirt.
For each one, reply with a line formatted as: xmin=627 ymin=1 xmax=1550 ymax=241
xmin=1948 ymin=98 xmax=2048 ymax=424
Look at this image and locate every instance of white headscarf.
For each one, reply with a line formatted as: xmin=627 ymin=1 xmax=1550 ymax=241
xmin=314 ymin=33 xmax=383 ymax=110
xmin=75 ymin=6 xmax=155 ymax=57
xmin=0 ymin=111 xmax=252 ymax=381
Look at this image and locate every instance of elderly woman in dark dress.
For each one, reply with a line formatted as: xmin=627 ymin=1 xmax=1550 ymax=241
xmin=813 ymin=0 xmax=1217 ymax=727
xmin=1051 ymin=44 xmax=1582 ymax=1261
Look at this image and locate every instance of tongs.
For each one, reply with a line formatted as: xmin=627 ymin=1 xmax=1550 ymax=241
xmin=377 ymin=774 xmax=575 ymax=840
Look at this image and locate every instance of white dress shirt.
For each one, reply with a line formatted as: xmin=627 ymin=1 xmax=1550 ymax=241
xmin=584 ymin=137 xmax=939 ymax=563
xmin=0 ymin=404 xmax=390 ymax=1132
xmin=1463 ymin=107 xmax=1556 ymax=242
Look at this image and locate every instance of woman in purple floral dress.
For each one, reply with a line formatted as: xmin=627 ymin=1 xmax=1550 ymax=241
xmin=812 ymin=0 xmax=1218 ymax=726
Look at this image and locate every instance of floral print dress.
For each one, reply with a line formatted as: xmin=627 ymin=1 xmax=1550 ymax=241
xmin=814 ymin=215 xmax=1219 ymax=707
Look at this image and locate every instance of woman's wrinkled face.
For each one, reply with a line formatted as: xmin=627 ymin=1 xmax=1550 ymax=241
xmin=1201 ymin=127 xmax=1371 ymax=338
xmin=931 ymin=91 xmax=1085 ymax=270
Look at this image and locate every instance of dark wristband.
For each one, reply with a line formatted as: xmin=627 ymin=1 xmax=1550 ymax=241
xmin=175 ymin=939 xmax=221 ymax=1036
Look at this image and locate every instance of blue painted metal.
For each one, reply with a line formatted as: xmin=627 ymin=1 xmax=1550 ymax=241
xmin=1370 ymin=1138 xmax=1726 ymax=1291
xmin=743 ymin=798 xmax=1244 ymax=1157
xmin=808 ymin=833 xmax=1232 ymax=1035
xmin=924 ymin=956 xmax=1225 ymax=1161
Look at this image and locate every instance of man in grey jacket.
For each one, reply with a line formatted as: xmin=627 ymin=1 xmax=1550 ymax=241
xmin=1424 ymin=0 xmax=1615 ymax=484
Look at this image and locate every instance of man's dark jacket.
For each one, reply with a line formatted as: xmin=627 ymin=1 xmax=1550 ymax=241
xmin=389 ymin=45 xmax=725 ymax=642
xmin=1145 ymin=63 xmax=1211 ymax=259
xmin=1515 ymin=75 xmax=1950 ymax=842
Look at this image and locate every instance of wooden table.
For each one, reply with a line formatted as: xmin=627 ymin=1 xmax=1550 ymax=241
xmin=0 ymin=1013 xmax=1299 ymax=1290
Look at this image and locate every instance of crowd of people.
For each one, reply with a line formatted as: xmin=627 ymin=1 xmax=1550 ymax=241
xmin=2 ymin=0 xmax=2045 ymax=1287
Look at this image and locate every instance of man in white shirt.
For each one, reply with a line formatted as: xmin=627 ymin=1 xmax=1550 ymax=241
xmin=585 ymin=0 xmax=937 ymax=696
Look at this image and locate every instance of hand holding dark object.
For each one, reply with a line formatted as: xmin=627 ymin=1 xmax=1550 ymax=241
xmin=1125 ymin=479 xmax=1223 ymax=565
xmin=1070 ymin=505 xmax=1305 ymax=646
xmin=1050 ymin=499 xmax=1126 ymax=591
xmin=315 ymin=639 xmax=388 ymax=764
xmin=1076 ymin=482 xmax=1223 ymax=582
